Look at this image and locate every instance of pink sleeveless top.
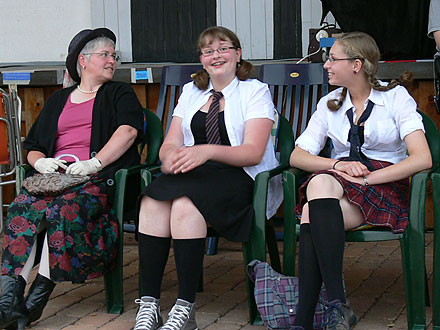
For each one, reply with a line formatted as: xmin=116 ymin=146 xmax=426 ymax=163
xmin=54 ymin=95 xmax=94 ymax=162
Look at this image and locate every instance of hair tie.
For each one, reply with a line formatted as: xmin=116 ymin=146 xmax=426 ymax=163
xmin=332 ymin=160 xmax=342 ymax=170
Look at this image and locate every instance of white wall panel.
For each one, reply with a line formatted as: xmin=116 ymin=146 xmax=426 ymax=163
xmin=217 ymin=0 xmax=273 ymax=60
xmin=0 ymin=0 xmax=91 ymax=63
xmin=235 ymin=0 xmax=251 ymax=59
xmin=0 ymin=0 xmax=132 ymax=64
xmin=91 ymin=0 xmax=132 ymax=62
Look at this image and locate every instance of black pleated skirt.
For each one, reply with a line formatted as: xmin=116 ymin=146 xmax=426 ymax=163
xmin=143 ymin=161 xmax=254 ymax=242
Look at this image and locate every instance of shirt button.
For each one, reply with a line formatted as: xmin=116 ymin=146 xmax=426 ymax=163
xmin=106 ymin=179 xmax=114 ymax=186
xmin=91 ymin=151 xmax=97 ymax=157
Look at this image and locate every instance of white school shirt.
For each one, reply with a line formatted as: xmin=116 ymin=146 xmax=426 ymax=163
xmin=173 ymin=77 xmax=283 ymax=219
xmin=295 ymin=84 xmax=425 ymax=164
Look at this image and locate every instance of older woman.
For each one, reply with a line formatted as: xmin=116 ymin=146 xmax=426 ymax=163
xmin=289 ymin=32 xmax=432 ymax=330
xmin=133 ymin=26 xmax=282 ymax=330
xmin=0 ymin=28 xmax=143 ymax=329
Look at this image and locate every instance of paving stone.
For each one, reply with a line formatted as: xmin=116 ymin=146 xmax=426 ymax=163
xmin=31 ymin=314 xmax=78 ymax=329
xmin=96 ymin=319 xmax=136 ymax=330
xmin=75 ymin=312 xmax=119 ymax=327
xmin=195 ymin=311 xmax=221 ymax=329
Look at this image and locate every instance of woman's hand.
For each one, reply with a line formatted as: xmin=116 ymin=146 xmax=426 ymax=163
xmin=34 ymin=157 xmax=67 ymax=174
xmin=329 ymin=169 xmax=365 ymax=185
xmin=169 ymin=145 xmax=211 ymax=174
xmin=332 ymin=160 xmax=370 ymax=177
xmin=161 ymin=149 xmax=179 ymax=174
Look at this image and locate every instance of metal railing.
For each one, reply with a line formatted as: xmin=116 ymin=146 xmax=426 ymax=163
xmin=0 ymin=87 xmax=24 ymax=232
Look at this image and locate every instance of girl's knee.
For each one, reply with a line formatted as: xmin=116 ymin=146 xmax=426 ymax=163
xmin=171 ymin=197 xmax=199 ymax=222
xmin=306 ymin=174 xmax=343 ymax=200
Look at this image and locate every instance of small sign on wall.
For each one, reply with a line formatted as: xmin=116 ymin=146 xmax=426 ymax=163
xmin=131 ymin=68 xmax=153 ymax=83
xmin=2 ymin=71 xmax=31 ymax=85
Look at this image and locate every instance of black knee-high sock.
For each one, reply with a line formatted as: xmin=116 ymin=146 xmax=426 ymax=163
xmin=173 ymin=238 xmax=206 ymax=303
xmin=138 ymin=233 xmax=171 ymax=298
xmin=293 ymin=224 xmax=323 ymax=330
xmin=309 ymin=198 xmax=346 ymax=303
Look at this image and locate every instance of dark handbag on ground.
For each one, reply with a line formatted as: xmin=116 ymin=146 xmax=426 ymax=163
xmin=247 ymin=259 xmax=334 ymax=330
xmin=22 ymin=154 xmax=90 ymax=196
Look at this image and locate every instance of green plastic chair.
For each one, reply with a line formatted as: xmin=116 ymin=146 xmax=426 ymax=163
xmin=282 ymin=111 xmax=440 ymax=330
xmin=428 ymin=112 xmax=440 ymax=329
xmin=15 ymin=108 xmax=162 ymax=314
xmin=432 ymin=172 xmax=440 ymax=330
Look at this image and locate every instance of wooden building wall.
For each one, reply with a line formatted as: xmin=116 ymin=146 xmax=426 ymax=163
xmin=131 ymin=0 xmax=217 ymax=62
xmin=130 ymin=0 xmax=303 ymax=62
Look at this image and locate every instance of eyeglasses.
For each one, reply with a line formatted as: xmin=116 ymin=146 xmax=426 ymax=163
xmin=200 ymin=46 xmax=236 ymax=57
xmin=83 ymin=52 xmax=120 ymax=62
xmin=326 ymin=55 xmax=364 ymax=63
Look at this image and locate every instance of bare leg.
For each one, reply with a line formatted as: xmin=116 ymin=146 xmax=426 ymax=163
xmin=303 ymin=174 xmax=364 ymax=229
xmin=169 ymin=197 xmax=206 ymax=303
xmin=295 ymin=174 xmax=362 ymax=329
xmin=138 ymin=196 xmax=172 ymax=237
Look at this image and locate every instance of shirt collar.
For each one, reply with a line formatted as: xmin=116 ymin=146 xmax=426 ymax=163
xmin=343 ymin=87 xmax=384 ymax=114
xmin=205 ymin=76 xmax=239 ymax=98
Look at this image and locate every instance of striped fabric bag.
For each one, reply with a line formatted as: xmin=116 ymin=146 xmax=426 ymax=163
xmin=247 ymin=259 xmax=333 ymax=330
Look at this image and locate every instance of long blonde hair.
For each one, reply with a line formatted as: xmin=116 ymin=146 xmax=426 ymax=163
xmin=327 ymin=32 xmax=412 ymax=111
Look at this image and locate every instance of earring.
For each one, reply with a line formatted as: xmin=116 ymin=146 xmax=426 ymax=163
xmin=82 ymin=65 xmax=86 ymax=69
xmin=353 ymin=70 xmax=357 ymax=74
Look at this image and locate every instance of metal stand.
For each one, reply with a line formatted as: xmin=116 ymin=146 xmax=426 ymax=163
xmin=0 ymin=86 xmax=24 ymax=233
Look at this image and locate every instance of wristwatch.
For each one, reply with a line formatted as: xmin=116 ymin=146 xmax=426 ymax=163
xmin=363 ymin=176 xmax=369 ymax=186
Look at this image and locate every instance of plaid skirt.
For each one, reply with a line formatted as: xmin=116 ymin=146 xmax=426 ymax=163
xmin=1 ymin=175 xmax=119 ymax=283
xmin=295 ymin=160 xmax=410 ymax=233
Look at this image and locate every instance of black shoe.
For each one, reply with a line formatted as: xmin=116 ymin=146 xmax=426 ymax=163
xmin=0 ymin=275 xmax=27 ymax=330
xmin=16 ymin=274 xmax=55 ymax=329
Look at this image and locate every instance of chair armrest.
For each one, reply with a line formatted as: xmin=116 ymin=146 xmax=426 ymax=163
xmin=113 ymin=163 xmax=158 ymax=223
xmin=281 ymin=167 xmax=309 ymax=275
xmin=140 ymin=165 xmax=162 ymax=191
xmin=244 ymin=163 xmax=290 ymax=262
xmin=15 ymin=164 xmax=32 ymax=196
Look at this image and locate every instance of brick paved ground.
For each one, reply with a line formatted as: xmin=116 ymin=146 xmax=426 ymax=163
xmin=1 ymin=232 xmax=436 ymax=330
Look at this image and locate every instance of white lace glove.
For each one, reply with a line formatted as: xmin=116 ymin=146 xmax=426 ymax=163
xmin=34 ymin=158 xmax=67 ymax=174
xmin=66 ymin=157 xmax=102 ymax=176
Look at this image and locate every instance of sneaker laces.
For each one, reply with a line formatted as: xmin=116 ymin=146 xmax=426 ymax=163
xmin=161 ymin=304 xmax=191 ymax=330
xmin=325 ymin=300 xmax=348 ymax=329
xmin=134 ymin=298 xmax=160 ymax=330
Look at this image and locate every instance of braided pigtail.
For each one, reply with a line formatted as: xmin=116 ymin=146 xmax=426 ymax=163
xmin=327 ymin=87 xmax=348 ymax=111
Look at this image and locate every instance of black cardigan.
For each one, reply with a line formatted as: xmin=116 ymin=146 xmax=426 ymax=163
xmin=24 ymin=81 xmax=144 ymax=195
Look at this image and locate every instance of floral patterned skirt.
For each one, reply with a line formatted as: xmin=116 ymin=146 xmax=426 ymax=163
xmin=1 ymin=176 xmax=119 ymax=283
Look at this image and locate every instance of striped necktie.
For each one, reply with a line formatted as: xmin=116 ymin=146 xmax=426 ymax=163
xmin=205 ymin=90 xmax=223 ymax=144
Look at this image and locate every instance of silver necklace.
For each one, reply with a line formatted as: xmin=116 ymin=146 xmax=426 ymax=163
xmin=77 ymin=85 xmax=98 ymax=94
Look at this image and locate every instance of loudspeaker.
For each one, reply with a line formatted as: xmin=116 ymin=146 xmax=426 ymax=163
xmin=308 ymin=26 xmax=342 ymax=62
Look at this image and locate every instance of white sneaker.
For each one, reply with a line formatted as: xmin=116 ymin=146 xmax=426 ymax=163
xmin=160 ymin=299 xmax=198 ymax=330
xmin=134 ymin=296 xmax=163 ymax=330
